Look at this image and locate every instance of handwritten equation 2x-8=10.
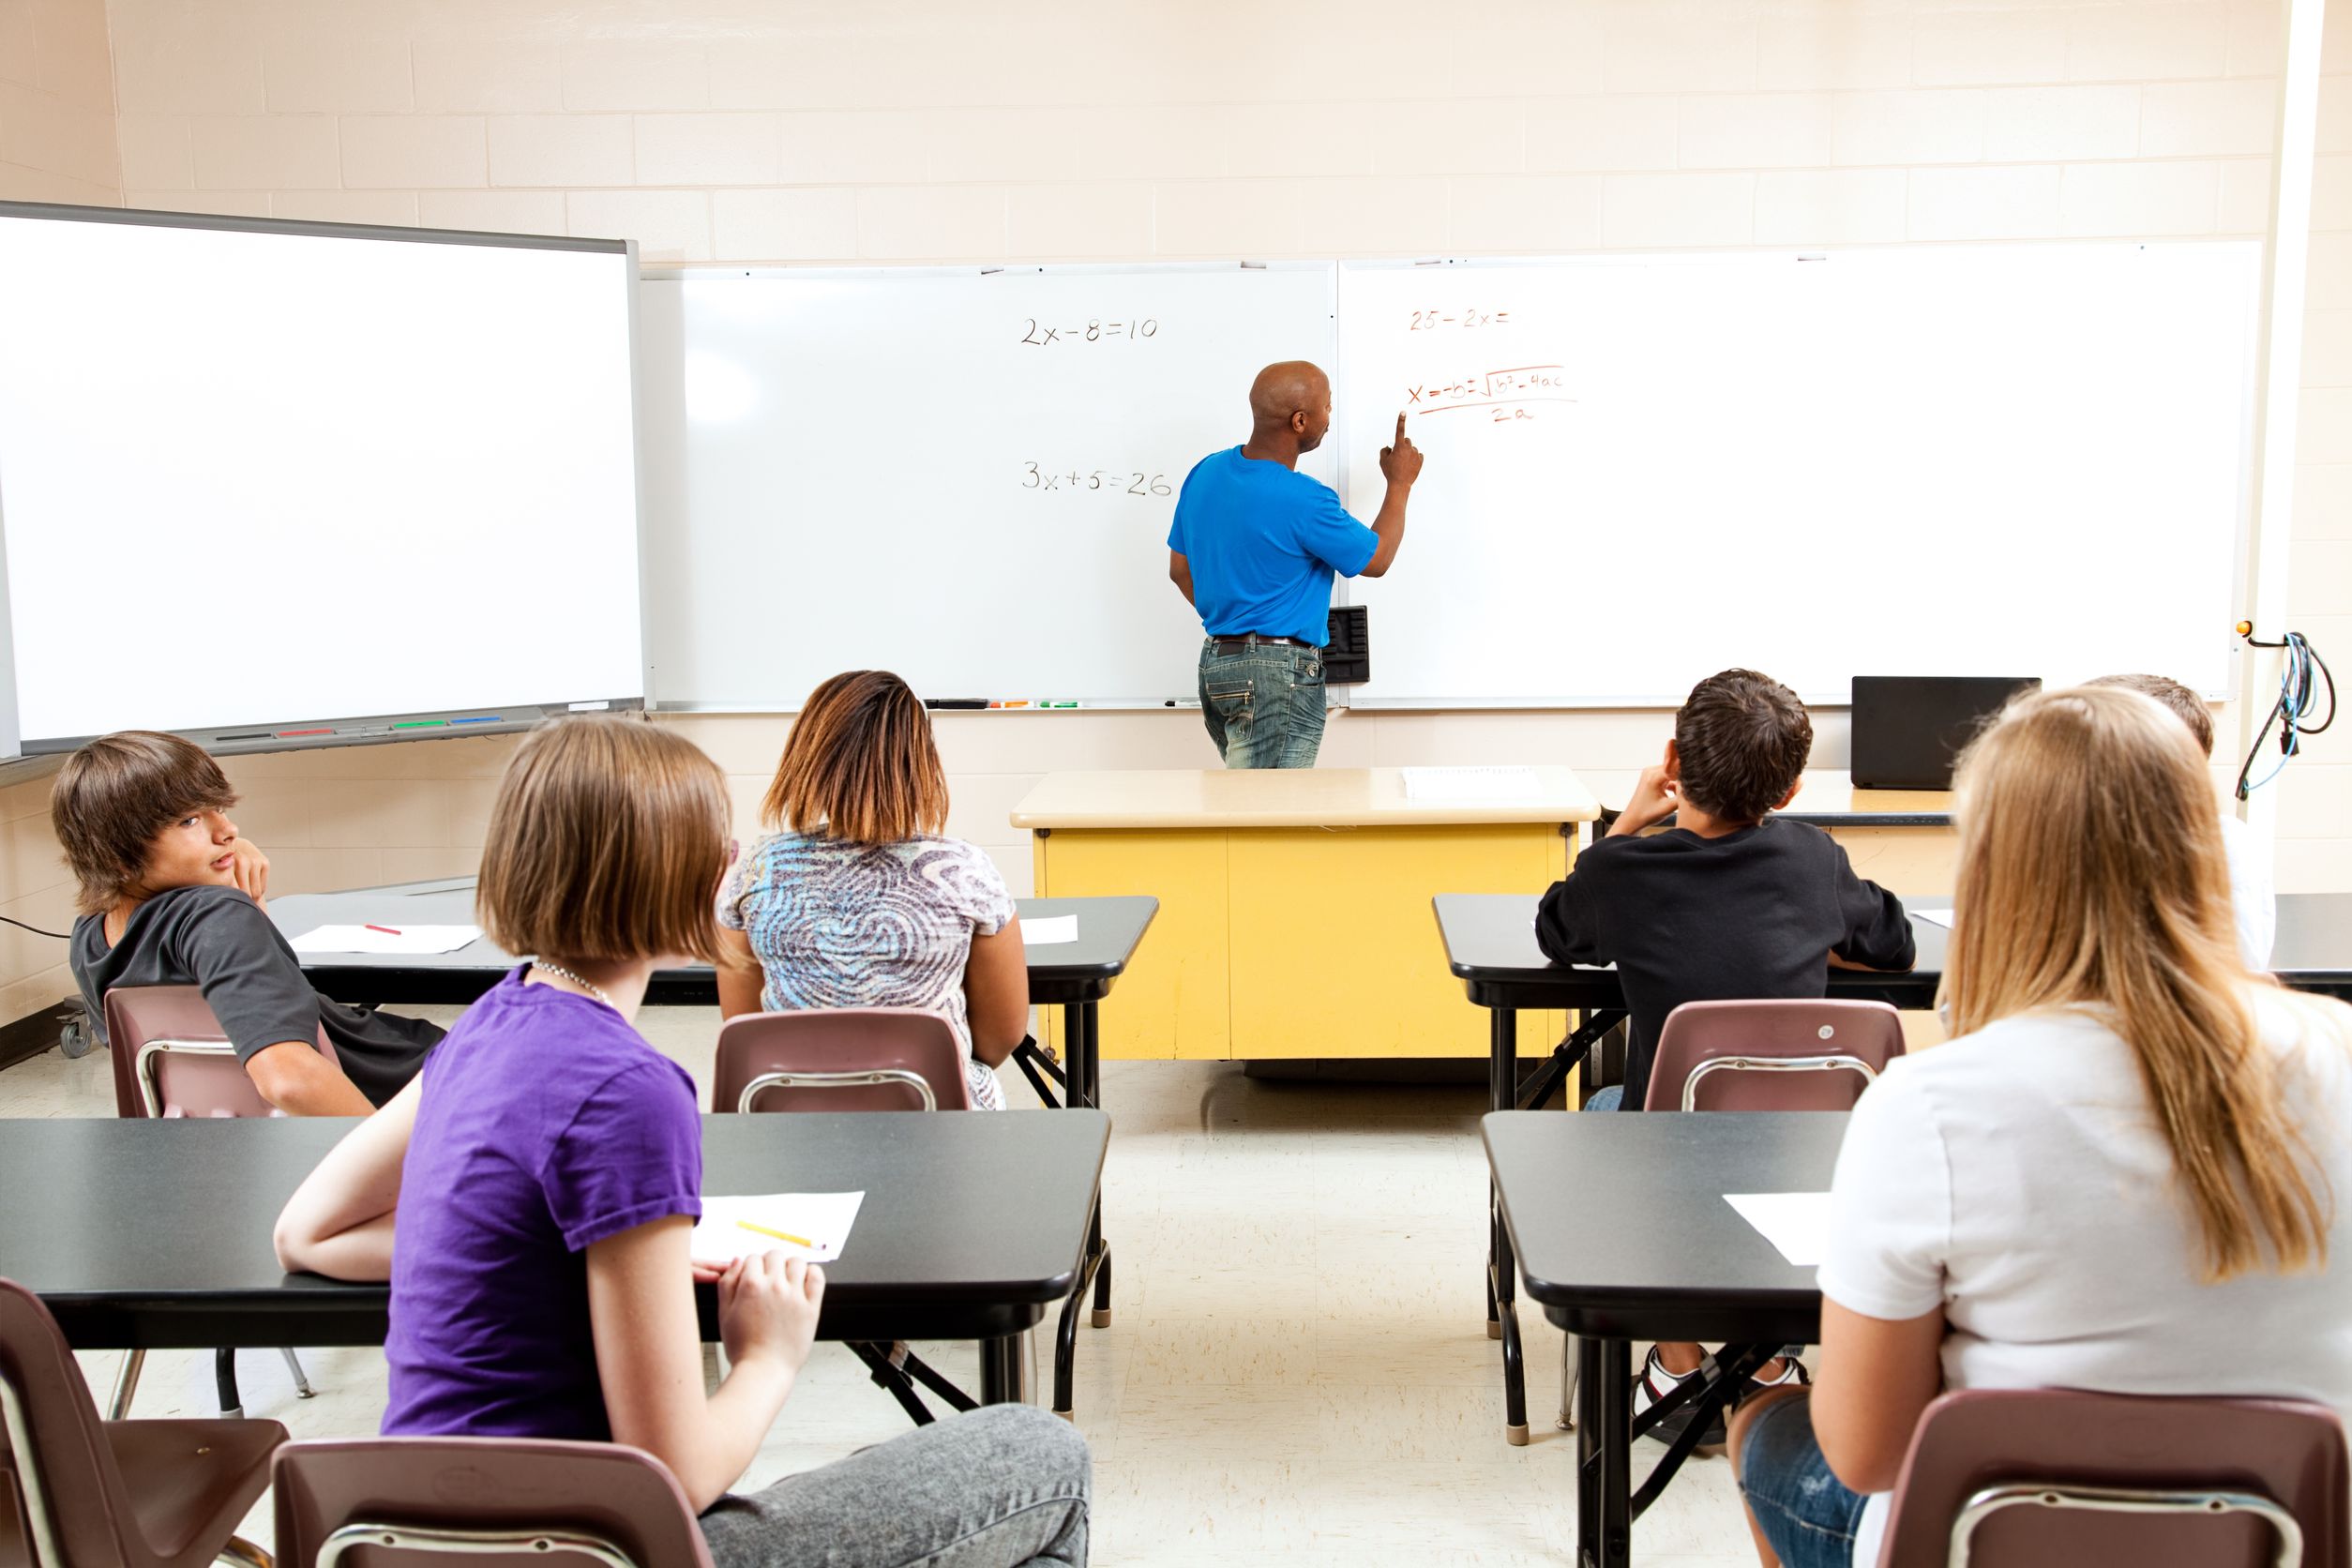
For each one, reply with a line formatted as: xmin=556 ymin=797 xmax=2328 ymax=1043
xmin=1407 ymin=365 xmax=1578 ymax=422
xmin=1019 ymin=317 xmax=1160 ymax=346
xmin=1021 ymin=464 xmax=1174 ymax=495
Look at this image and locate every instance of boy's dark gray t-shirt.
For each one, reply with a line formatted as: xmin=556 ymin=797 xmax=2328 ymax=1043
xmin=70 ymin=883 xmax=443 ymax=1108
xmin=1535 ymin=817 xmax=1915 ymax=1111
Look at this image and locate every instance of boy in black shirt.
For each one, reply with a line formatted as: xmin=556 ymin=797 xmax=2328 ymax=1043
xmin=55 ymin=731 xmax=443 ymax=1114
xmin=1535 ymin=669 xmax=1913 ymax=1440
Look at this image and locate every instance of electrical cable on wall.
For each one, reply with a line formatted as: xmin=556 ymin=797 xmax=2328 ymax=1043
xmin=2235 ymin=622 xmax=2335 ymax=800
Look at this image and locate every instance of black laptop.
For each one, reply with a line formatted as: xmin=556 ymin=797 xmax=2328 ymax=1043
xmin=1850 ymin=676 xmax=2042 ymax=791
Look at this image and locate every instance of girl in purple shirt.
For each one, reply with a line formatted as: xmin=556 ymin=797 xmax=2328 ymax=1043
xmin=276 ymin=716 xmax=1089 ymax=1567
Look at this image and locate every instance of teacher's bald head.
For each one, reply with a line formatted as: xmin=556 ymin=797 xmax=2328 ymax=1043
xmin=1249 ymin=361 xmax=1333 ymax=453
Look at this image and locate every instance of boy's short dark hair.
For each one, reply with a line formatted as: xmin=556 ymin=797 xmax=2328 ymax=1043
xmin=2087 ymin=672 xmax=2213 ymax=757
xmin=1674 ymin=669 xmax=1813 ymax=822
xmin=51 ymin=731 xmax=238 ymax=913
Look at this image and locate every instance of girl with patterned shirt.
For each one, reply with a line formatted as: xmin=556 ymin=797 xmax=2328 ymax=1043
xmin=717 ymin=671 xmax=1028 ymax=1109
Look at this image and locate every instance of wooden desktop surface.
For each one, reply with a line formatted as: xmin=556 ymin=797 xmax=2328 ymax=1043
xmin=1010 ymin=766 xmax=1601 ymax=830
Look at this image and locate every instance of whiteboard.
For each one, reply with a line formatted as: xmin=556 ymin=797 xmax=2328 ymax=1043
xmin=0 ymin=205 xmax=644 ymax=747
xmin=640 ymin=264 xmax=1337 ymax=707
xmin=1337 ymin=245 xmax=2259 ymax=706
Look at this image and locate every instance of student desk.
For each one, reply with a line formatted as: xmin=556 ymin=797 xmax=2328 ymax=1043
xmin=1581 ymin=769 xmax=1957 ymax=894
xmin=270 ymin=879 xmax=1154 ymax=1413
xmin=0 ymin=1110 xmax=1108 ymax=1409
xmin=1437 ymin=891 xmax=2352 ymax=1449
xmin=1011 ymin=768 xmax=1601 ymax=1062
xmin=1484 ymin=1109 xmax=1842 ymax=1568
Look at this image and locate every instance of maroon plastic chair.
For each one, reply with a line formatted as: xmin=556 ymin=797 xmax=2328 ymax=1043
xmin=271 ymin=1437 xmax=716 ymax=1567
xmin=104 ymin=985 xmax=339 ymax=1123
xmin=101 ymin=986 xmax=324 ymax=1421
xmin=1642 ymin=998 xmax=1907 ymax=1111
xmin=1560 ymin=1000 xmax=1908 ymax=1436
xmin=0 ymin=1277 xmax=282 ymax=1568
xmin=710 ymin=1008 xmax=972 ymax=1114
xmin=712 ymin=1007 xmax=982 ymax=1425
xmin=1877 ymin=1389 xmax=2350 ymax=1568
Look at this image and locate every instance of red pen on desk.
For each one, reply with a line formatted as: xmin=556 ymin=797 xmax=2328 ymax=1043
xmin=365 ymin=924 xmax=401 ymax=936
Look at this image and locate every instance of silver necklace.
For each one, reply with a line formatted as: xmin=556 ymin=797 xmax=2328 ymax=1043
xmin=533 ymin=960 xmax=613 ymax=1008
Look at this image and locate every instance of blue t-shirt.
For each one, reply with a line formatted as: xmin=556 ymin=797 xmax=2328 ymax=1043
xmin=383 ymin=969 xmax=702 ymax=1440
xmin=1166 ymin=447 xmax=1380 ymax=645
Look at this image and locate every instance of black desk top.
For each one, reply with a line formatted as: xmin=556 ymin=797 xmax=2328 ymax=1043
xmin=1433 ymin=894 xmax=1952 ymax=1011
xmin=0 ymin=1111 xmax=1108 ymax=1349
xmin=1485 ymin=1110 xmax=1845 ymax=1345
xmin=1436 ymin=892 xmax=2352 ymax=1009
xmin=270 ymin=880 xmax=1158 ymax=1009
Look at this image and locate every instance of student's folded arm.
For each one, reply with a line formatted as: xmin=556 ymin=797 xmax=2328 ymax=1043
xmin=273 ymin=1075 xmax=424 ymax=1280
xmin=1534 ymin=876 xmax=1606 ymax=968
xmin=247 ymin=1039 xmax=375 ymax=1116
xmin=964 ymin=918 xmax=1029 ymax=1068
xmin=1830 ymin=851 xmax=1918 ymax=972
xmin=715 ymin=926 xmax=765 ymax=1020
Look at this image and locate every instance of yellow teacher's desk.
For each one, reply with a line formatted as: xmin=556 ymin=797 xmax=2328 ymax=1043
xmin=1011 ymin=768 xmax=1601 ymax=1063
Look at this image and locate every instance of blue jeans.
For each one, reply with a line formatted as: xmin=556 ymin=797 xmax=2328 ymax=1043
xmin=1584 ymin=1084 xmax=1623 ymax=1112
xmin=1198 ymin=638 xmax=1325 ymax=768
xmin=700 ymin=1404 xmax=1089 ymax=1566
xmin=1738 ymin=1393 xmax=1866 ymax=1568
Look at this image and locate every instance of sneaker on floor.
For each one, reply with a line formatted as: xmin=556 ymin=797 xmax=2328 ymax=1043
xmin=1634 ymin=1345 xmax=1726 ymax=1455
xmin=1749 ymin=1356 xmax=1811 ymax=1395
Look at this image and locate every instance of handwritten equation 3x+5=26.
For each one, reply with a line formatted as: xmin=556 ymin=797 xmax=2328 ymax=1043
xmin=1021 ymin=464 xmax=1174 ymax=495
xmin=1020 ymin=317 xmax=1160 ymax=346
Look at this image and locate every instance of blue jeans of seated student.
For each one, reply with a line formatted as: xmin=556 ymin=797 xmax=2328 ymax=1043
xmin=699 ymin=1403 xmax=1089 ymax=1567
xmin=1737 ymin=1392 xmax=1868 ymax=1568
xmin=1198 ymin=637 xmax=1325 ymax=769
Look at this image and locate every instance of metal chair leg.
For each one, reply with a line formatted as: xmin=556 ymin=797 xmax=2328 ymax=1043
xmin=215 ymin=1347 xmax=244 ymax=1418
xmin=215 ymin=1536 xmax=274 ymax=1568
xmin=108 ymin=1349 xmax=146 ymax=1420
xmin=1560 ymin=1333 xmax=1577 ymax=1430
xmin=279 ymin=1347 xmax=315 ymax=1397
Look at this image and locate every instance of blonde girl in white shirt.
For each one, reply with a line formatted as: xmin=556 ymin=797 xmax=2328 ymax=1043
xmin=1726 ymin=685 xmax=2352 ymax=1568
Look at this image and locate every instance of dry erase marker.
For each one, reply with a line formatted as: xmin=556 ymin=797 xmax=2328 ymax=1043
xmin=737 ymin=1219 xmax=817 ymax=1248
xmin=365 ymin=924 xmax=402 ymax=936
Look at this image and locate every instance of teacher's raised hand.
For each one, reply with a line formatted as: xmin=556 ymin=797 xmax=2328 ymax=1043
xmin=1380 ymin=411 xmax=1424 ymax=487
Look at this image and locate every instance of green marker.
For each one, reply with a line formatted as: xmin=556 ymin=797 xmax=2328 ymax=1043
xmin=393 ymin=719 xmax=449 ymax=730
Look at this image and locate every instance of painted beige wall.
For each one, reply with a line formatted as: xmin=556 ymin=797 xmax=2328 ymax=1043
xmin=0 ymin=0 xmax=119 ymax=203
xmin=0 ymin=0 xmax=2345 ymax=1027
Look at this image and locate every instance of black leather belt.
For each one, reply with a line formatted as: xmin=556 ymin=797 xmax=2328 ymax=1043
xmin=1212 ymin=634 xmax=1315 ymax=650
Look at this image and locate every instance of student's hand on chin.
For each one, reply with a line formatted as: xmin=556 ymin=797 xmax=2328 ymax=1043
xmin=228 ymin=838 xmax=271 ymax=905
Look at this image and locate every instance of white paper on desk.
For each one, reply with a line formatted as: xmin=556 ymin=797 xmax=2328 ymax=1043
xmin=1911 ymin=909 xmax=1956 ymax=929
xmin=1403 ymin=765 xmax=1544 ymax=803
xmin=1022 ymin=915 xmax=1079 ymax=946
xmin=692 ymin=1192 xmax=866 ymax=1267
xmin=1725 ymin=1192 xmax=1833 ymax=1266
xmin=289 ymin=924 xmax=481 ymax=956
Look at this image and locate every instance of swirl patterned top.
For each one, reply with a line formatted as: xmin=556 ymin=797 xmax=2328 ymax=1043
xmin=718 ymin=831 xmax=1018 ymax=1110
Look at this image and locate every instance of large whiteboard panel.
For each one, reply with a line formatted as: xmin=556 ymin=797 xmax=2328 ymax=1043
xmin=1338 ymin=245 xmax=2258 ymax=705
xmin=641 ymin=264 xmax=1336 ymax=706
xmin=0 ymin=207 xmax=643 ymax=746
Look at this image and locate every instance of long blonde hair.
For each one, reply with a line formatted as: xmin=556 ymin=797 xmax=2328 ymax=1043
xmin=1943 ymin=685 xmax=2340 ymax=1281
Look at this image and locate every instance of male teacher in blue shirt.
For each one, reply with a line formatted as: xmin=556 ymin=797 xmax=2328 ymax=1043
xmin=1167 ymin=361 xmax=1423 ymax=768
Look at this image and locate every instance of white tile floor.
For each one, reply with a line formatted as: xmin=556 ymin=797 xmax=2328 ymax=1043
xmin=3 ymin=1007 xmax=1760 ymax=1566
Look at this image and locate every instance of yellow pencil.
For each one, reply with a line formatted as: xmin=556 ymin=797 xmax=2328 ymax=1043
xmin=736 ymin=1219 xmax=817 ymax=1248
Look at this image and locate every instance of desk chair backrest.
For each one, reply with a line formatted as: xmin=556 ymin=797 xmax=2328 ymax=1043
xmin=712 ymin=1008 xmax=972 ymax=1114
xmin=0 ymin=1276 xmax=289 ymax=1568
xmin=272 ymin=1437 xmax=716 ymax=1568
xmin=103 ymin=986 xmax=338 ymax=1121
xmin=1643 ymin=999 xmax=1905 ymax=1112
xmin=1877 ymin=1388 xmax=2350 ymax=1568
